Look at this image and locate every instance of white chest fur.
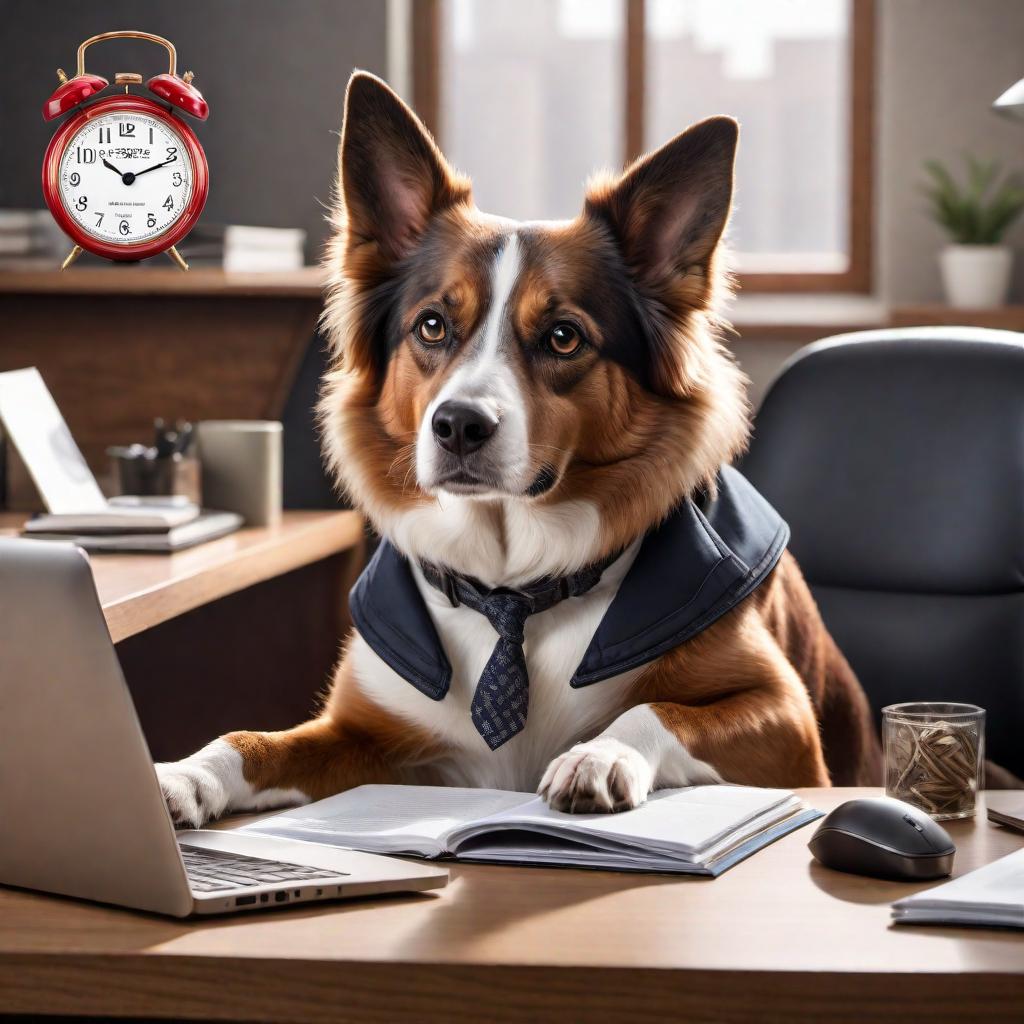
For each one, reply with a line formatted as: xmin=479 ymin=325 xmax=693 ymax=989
xmin=349 ymin=541 xmax=643 ymax=792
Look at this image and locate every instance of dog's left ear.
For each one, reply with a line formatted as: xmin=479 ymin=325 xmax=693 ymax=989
xmin=339 ymin=72 xmax=470 ymax=268
xmin=586 ymin=116 xmax=737 ymax=293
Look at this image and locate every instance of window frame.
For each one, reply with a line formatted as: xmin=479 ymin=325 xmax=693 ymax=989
xmin=412 ymin=0 xmax=875 ymax=294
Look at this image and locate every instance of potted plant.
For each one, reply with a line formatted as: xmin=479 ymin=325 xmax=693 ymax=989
xmin=921 ymin=156 xmax=1024 ymax=308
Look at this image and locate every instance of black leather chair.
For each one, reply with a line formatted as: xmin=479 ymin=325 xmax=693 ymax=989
xmin=741 ymin=328 xmax=1024 ymax=780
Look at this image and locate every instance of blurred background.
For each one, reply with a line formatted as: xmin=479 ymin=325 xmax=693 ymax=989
xmin=1 ymin=0 xmax=1022 ymax=502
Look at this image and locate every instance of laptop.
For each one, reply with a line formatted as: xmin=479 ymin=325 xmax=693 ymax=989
xmin=0 ymin=536 xmax=448 ymax=916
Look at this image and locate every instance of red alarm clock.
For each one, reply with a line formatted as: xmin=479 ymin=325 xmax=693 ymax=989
xmin=41 ymin=30 xmax=209 ymax=271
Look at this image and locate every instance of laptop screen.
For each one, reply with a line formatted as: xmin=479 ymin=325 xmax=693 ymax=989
xmin=0 ymin=367 xmax=107 ymax=514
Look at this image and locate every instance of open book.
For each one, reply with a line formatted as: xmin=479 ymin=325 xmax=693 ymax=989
xmin=239 ymin=784 xmax=821 ymax=876
xmin=892 ymin=847 xmax=1024 ymax=928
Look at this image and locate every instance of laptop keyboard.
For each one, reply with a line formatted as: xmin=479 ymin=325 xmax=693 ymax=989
xmin=181 ymin=845 xmax=347 ymax=893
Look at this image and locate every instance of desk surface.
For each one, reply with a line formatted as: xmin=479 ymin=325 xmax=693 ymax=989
xmin=0 ymin=510 xmax=363 ymax=643
xmin=1 ymin=788 xmax=1022 ymax=1023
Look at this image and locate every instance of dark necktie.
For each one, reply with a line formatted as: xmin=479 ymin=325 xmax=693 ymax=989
xmin=420 ymin=553 xmax=619 ymax=750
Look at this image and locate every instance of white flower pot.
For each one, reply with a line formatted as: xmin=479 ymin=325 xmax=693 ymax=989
xmin=939 ymin=244 xmax=1013 ymax=308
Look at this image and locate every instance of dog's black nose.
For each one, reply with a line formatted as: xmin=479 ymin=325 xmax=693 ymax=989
xmin=432 ymin=401 xmax=498 ymax=456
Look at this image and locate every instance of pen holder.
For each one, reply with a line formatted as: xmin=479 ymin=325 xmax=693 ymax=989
xmin=109 ymin=451 xmax=202 ymax=504
xmin=883 ymin=702 xmax=985 ymax=820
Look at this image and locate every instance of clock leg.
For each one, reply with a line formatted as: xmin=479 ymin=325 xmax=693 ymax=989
xmin=167 ymin=246 xmax=190 ymax=272
xmin=60 ymin=245 xmax=83 ymax=271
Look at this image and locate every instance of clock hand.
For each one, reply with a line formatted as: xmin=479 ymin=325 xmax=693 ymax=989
xmin=103 ymin=158 xmax=139 ymax=187
xmin=133 ymin=155 xmax=179 ymax=178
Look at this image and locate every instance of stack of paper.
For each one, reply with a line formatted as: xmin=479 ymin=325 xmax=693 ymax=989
xmin=24 ymin=508 xmax=243 ymax=552
xmin=893 ymin=847 xmax=1024 ymax=928
xmin=180 ymin=224 xmax=307 ymax=271
xmin=0 ymin=209 xmax=65 ymax=270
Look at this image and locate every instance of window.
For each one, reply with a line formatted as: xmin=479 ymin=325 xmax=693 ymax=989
xmin=440 ymin=0 xmax=623 ymax=221
xmin=413 ymin=0 xmax=874 ymax=291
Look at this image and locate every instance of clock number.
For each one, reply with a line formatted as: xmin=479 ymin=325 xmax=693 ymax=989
xmin=76 ymin=147 xmax=96 ymax=164
xmin=162 ymin=195 xmax=174 ymax=211
xmin=95 ymin=213 xmax=104 ymax=227
xmin=165 ymin=146 xmax=178 ymax=162
xmin=118 ymin=122 xmax=135 ymax=138
xmin=75 ymin=196 xmax=88 ymax=212
xmin=172 ymin=171 xmax=183 ymax=187
xmin=119 ymin=220 xmax=130 ymax=236
xmin=69 ymin=172 xmax=80 ymax=187
xmin=147 ymin=213 xmax=157 ymax=229
xmin=98 ymin=127 xmax=111 ymax=144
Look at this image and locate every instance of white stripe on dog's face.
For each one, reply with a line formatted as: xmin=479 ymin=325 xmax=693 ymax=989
xmin=415 ymin=234 xmax=531 ymax=497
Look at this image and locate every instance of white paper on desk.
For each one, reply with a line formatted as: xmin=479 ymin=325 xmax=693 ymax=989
xmin=893 ymin=846 xmax=1024 ymax=927
xmin=0 ymin=367 xmax=107 ymax=514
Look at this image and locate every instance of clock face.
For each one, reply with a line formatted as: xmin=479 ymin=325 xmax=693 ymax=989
xmin=57 ymin=110 xmax=195 ymax=245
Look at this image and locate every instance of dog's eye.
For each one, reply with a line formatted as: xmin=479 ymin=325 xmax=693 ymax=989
xmin=415 ymin=314 xmax=447 ymax=345
xmin=546 ymin=323 xmax=583 ymax=357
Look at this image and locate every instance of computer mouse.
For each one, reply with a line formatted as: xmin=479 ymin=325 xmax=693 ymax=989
xmin=808 ymin=796 xmax=955 ymax=880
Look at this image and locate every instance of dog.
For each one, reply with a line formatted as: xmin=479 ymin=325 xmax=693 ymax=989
xmin=156 ymin=72 xmax=881 ymax=829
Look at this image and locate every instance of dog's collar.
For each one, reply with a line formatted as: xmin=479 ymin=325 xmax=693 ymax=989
xmin=418 ymin=549 xmax=622 ymax=616
xmin=349 ymin=465 xmax=789 ymax=703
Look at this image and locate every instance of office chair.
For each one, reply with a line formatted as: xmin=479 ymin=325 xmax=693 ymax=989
xmin=741 ymin=328 xmax=1024 ymax=780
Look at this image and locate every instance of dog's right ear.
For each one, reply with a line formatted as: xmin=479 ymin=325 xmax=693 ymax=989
xmin=338 ymin=72 xmax=470 ymax=270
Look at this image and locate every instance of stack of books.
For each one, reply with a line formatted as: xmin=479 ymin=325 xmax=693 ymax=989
xmin=179 ymin=224 xmax=308 ymax=271
xmin=0 ymin=209 xmax=64 ymax=270
xmin=24 ymin=500 xmax=243 ymax=552
xmin=240 ymin=783 xmax=822 ymax=876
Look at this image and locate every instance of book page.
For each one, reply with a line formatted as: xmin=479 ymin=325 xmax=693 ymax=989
xmin=448 ymin=785 xmax=795 ymax=856
xmin=240 ymin=784 xmax=533 ymax=856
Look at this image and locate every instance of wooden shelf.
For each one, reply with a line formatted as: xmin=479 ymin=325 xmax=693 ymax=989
xmin=891 ymin=305 xmax=1024 ymax=331
xmin=0 ymin=266 xmax=326 ymax=298
xmin=0 ymin=509 xmax=363 ymax=643
xmin=726 ymin=293 xmax=887 ymax=341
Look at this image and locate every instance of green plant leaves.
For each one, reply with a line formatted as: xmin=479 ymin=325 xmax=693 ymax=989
xmin=919 ymin=155 xmax=1024 ymax=244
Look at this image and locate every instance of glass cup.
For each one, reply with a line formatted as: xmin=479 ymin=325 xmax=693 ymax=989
xmin=882 ymin=702 xmax=985 ymax=820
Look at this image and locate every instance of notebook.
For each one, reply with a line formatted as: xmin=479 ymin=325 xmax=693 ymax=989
xmin=987 ymin=794 xmax=1024 ymax=834
xmin=239 ymin=784 xmax=822 ymax=876
xmin=25 ymin=510 xmax=243 ymax=552
xmin=24 ymin=503 xmax=200 ymax=534
xmin=892 ymin=847 xmax=1024 ymax=928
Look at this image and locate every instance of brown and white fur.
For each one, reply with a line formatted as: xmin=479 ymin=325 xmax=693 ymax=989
xmin=156 ymin=72 xmax=880 ymax=828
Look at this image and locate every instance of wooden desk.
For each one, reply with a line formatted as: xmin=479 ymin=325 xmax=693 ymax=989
xmin=1 ymin=788 xmax=1022 ymax=1023
xmin=0 ymin=510 xmax=365 ymax=762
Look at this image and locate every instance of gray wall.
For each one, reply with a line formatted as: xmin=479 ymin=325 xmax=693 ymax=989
xmin=0 ymin=0 xmax=388 ymax=262
xmin=878 ymin=0 xmax=1024 ymax=305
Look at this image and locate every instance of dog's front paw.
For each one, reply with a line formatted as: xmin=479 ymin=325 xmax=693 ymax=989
xmin=538 ymin=737 xmax=654 ymax=813
xmin=155 ymin=760 xmax=230 ymax=828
